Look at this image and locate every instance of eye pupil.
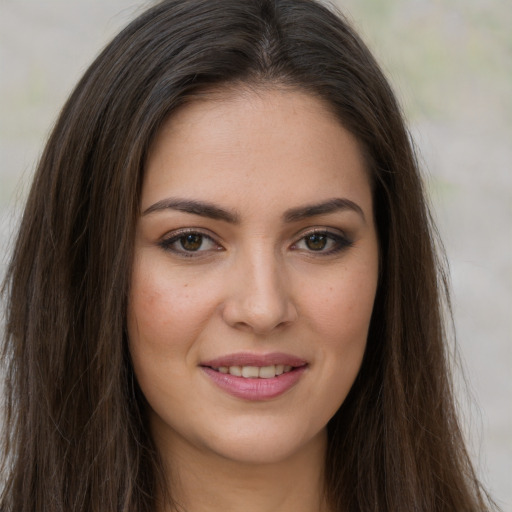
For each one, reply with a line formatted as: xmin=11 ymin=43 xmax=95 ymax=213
xmin=180 ymin=234 xmax=203 ymax=251
xmin=305 ymin=234 xmax=327 ymax=251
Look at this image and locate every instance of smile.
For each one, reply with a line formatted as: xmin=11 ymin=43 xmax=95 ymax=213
xmin=211 ymin=364 xmax=294 ymax=378
xmin=200 ymin=353 xmax=308 ymax=400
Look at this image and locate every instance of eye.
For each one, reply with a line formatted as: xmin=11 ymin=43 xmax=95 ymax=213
xmin=159 ymin=230 xmax=222 ymax=256
xmin=292 ymin=230 xmax=352 ymax=255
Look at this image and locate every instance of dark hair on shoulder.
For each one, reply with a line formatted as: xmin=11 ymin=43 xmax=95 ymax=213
xmin=1 ymin=0 xmax=498 ymax=511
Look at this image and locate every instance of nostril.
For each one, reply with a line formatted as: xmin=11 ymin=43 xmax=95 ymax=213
xmin=221 ymin=296 xmax=297 ymax=333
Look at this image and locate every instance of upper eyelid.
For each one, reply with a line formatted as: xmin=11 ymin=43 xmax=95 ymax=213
xmin=161 ymin=227 xmax=219 ymax=242
xmin=161 ymin=226 xmax=344 ymax=236
xmin=292 ymin=226 xmax=348 ymax=240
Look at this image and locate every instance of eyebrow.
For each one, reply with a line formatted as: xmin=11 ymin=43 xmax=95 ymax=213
xmin=282 ymin=198 xmax=366 ymax=223
xmin=142 ymin=197 xmax=365 ymax=224
xmin=142 ymin=198 xmax=240 ymax=223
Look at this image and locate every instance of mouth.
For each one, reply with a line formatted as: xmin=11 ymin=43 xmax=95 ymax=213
xmin=200 ymin=352 xmax=308 ymax=378
xmin=200 ymin=353 xmax=308 ymax=400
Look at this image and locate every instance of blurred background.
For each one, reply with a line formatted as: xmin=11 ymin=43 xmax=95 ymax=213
xmin=1 ymin=0 xmax=510 ymax=508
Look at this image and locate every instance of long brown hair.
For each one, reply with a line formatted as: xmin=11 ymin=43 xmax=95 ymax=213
xmin=1 ymin=0 xmax=498 ymax=510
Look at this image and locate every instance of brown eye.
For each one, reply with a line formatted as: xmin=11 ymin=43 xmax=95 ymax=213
xmin=180 ymin=233 xmax=203 ymax=251
xmin=305 ymin=233 xmax=328 ymax=251
xmin=159 ymin=230 xmax=221 ymax=256
xmin=292 ymin=230 xmax=353 ymax=255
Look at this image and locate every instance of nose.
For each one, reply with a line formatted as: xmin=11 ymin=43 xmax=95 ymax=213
xmin=221 ymin=247 xmax=298 ymax=334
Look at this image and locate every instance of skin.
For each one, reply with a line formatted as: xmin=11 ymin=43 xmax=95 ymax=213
xmin=128 ymin=87 xmax=379 ymax=512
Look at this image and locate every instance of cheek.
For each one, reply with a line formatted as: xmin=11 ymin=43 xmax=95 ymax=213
xmin=127 ymin=258 xmax=222 ymax=415
xmin=299 ymin=260 xmax=377 ymax=402
xmin=303 ymin=265 xmax=377 ymax=342
xmin=127 ymin=257 xmax=218 ymax=364
xmin=316 ymin=292 xmax=374 ymax=415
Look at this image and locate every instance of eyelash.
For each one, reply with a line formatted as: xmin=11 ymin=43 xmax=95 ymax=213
xmin=158 ymin=228 xmax=222 ymax=257
xmin=290 ymin=229 xmax=353 ymax=255
xmin=158 ymin=228 xmax=353 ymax=257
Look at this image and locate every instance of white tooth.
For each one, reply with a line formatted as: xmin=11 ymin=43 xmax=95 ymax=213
xmin=275 ymin=364 xmax=284 ymax=375
xmin=259 ymin=365 xmax=276 ymax=379
xmin=218 ymin=366 xmax=228 ymax=374
xmin=229 ymin=366 xmax=242 ymax=376
xmin=284 ymin=365 xmax=292 ymax=373
xmin=241 ymin=366 xmax=259 ymax=378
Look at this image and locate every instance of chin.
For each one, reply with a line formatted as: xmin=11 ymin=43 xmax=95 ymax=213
xmin=197 ymin=420 xmax=328 ymax=466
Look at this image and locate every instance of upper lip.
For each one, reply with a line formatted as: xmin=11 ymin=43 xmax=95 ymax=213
xmin=201 ymin=352 xmax=307 ymax=368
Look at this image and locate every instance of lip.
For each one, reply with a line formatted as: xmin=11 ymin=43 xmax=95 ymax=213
xmin=200 ymin=352 xmax=308 ymax=401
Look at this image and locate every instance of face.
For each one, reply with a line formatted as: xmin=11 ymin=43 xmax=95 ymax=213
xmin=128 ymin=88 xmax=379 ymax=466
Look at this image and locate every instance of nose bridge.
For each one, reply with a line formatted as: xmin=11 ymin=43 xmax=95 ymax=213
xmin=223 ymin=241 xmax=296 ymax=333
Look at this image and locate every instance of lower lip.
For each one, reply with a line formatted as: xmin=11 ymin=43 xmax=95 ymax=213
xmin=201 ymin=366 xmax=307 ymax=401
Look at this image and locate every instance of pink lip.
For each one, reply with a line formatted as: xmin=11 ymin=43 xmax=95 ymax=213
xmin=200 ymin=352 xmax=308 ymax=401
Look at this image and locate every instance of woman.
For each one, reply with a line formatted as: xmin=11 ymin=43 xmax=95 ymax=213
xmin=0 ymin=0 xmax=498 ymax=511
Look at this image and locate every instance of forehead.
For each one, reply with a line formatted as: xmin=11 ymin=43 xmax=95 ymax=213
xmin=142 ymin=87 xmax=372 ymax=216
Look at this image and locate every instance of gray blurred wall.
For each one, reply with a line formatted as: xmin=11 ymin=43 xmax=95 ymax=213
xmin=1 ymin=0 xmax=510 ymax=508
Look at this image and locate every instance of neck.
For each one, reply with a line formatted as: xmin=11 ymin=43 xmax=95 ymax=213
xmin=155 ymin=429 xmax=330 ymax=512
